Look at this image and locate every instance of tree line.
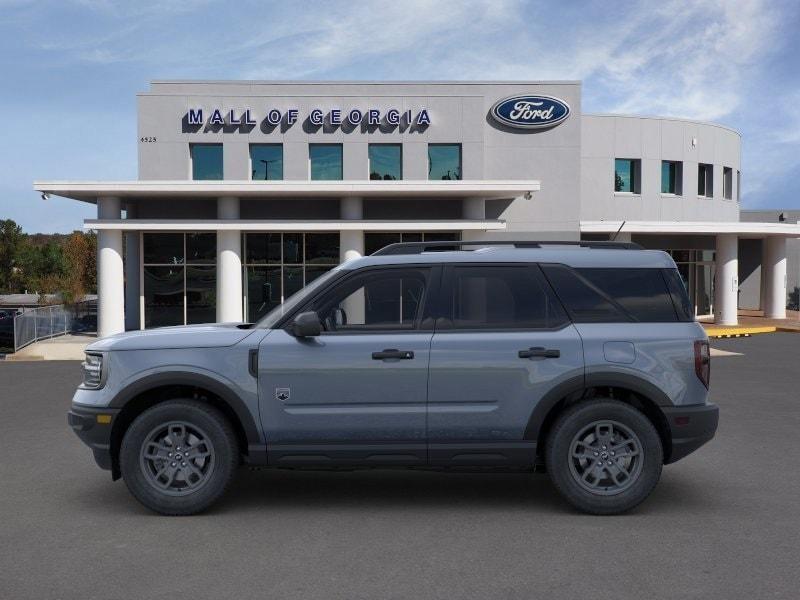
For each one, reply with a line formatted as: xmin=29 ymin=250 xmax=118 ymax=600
xmin=0 ymin=219 xmax=97 ymax=304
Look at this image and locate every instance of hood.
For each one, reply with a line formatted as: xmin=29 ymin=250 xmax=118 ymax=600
xmin=86 ymin=323 xmax=258 ymax=352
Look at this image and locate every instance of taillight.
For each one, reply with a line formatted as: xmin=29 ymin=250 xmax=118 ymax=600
xmin=694 ymin=340 xmax=710 ymax=389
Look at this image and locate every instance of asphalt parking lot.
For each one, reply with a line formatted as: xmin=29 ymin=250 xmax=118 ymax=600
xmin=1 ymin=334 xmax=799 ymax=600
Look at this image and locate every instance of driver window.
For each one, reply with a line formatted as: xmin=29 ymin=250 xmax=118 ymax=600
xmin=314 ymin=269 xmax=429 ymax=332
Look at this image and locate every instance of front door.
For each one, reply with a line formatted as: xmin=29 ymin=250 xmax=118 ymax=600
xmin=258 ymin=265 xmax=438 ymax=466
xmin=427 ymin=264 xmax=584 ymax=465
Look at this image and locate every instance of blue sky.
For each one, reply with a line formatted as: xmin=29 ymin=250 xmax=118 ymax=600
xmin=1 ymin=0 xmax=799 ymax=233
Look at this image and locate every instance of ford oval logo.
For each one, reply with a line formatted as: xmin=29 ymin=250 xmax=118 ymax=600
xmin=490 ymin=95 xmax=571 ymax=129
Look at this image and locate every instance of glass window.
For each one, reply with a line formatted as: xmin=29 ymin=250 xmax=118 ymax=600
xmin=309 ymin=144 xmax=343 ymax=180
xmin=364 ymin=232 xmax=460 ymax=256
xmin=614 ymin=159 xmax=640 ymax=193
xmin=312 ymin=269 xmax=430 ymax=331
xmin=446 ymin=266 xmax=567 ymax=330
xmin=723 ymin=166 xmax=733 ymax=200
xmin=245 ymin=233 xmax=281 ymax=264
xmin=365 ymin=233 xmax=402 ymax=256
xmin=250 ymin=144 xmax=283 ymax=181
xmin=369 ymin=144 xmax=402 ymax=180
xmin=191 ymin=144 xmax=223 ymax=180
xmin=304 ymin=233 xmax=339 ymax=264
xmin=283 ymin=233 xmax=303 ymax=264
xmin=143 ymin=266 xmax=184 ymax=327
xmin=698 ymin=163 xmax=713 ymax=197
xmin=737 ymin=170 xmax=741 ymax=202
xmin=428 ymin=144 xmax=461 ymax=180
xmin=662 ymin=268 xmax=694 ymax=322
xmin=661 ymin=161 xmax=682 ymax=194
xmin=246 ymin=266 xmax=281 ymax=322
xmin=186 ymin=266 xmax=216 ymax=324
xmin=143 ymin=233 xmax=184 ymax=265
xmin=186 ymin=233 xmax=216 ymax=264
xmin=283 ymin=266 xmax=304 ymax=300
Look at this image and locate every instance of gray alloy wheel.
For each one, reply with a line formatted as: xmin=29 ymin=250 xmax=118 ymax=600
xmin=139 ymin=421 xmax=216 ymax=497
xmin=567 ymin=420 xmax=644 ymax=496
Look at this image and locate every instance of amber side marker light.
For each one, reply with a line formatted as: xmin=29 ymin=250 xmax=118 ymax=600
xmin=96 ymin=414 xmax=112 ymax=424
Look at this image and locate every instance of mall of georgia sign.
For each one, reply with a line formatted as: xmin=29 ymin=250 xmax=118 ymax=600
xmin=490 ymin=95 xmax=571 ymax=130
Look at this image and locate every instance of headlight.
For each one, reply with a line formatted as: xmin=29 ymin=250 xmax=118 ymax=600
xmin=81 ymin=353 xmax=104 ymax=389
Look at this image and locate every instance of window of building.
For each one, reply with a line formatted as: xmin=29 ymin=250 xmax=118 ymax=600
xmin=444 ymin=265 xmax=568 ymax=330
xmin=250 ymin=144 xmax=283 ymax=180
xmin=368 ymin=144 xmax=402 ymax=180
xmin=142 ymin=233 xmax=217 ymax=327
xmin=614 ymin=159 xmax=640 ymax=193
xmin=364 ymin=232 xmax=460 ymax=256
xmin=661 ymin=161 xmax=683 ymax=195
xmin=191 ymin=144 xmax=223 ymax=180
xmin=723 ymin=166 xmax=733 ymax=200
xmin=428 ymin=144 xmax=461 ymax=180
xmin=737 ymin=170 xmax=741 ymax=202
xmin=311 ymin=268 xmax=431 ymax=332
xmin=698 ymin=163 xmax=714 ymax=197
xmin=243 ymin=232 xmax=340 ymax=321
xmin=309 ymin=144 xmax=343 ymax=180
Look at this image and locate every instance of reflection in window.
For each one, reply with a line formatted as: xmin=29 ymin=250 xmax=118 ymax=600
xmin=143 ymin=233 xmax=184 ymax=265
xmin=191 ymin=144 xmax=223 ymax=180
xmin=250 ymin=144 xmax=283 ymax=180
xmin=698 ymin=163 xmax=714 ymax=197
xmin=186 ymin=233 xmax=216 ymax=264
xmin=369 ymin=144 xmax=402 ymax=180
xmin=144 ymin=266 xmax=184 ymax=327
xmin=364 ymin=232 xmax=459 ymax=255
xmin=246 ymin=266 xmax=281 ymax=321
xmin=723 ymin=166 xmax=733 ymax=200
xmin=428 ymin=144 xmax=461 ymax=180
xmin=661 ymin=161 xmax=682 ymax=195
xmin=614 ymin=158 xmax=640 ymax=193
xmin=309 ymin=144 xmax=343 ymax=180
xmin=186 ymin=266 xmax=216 ymax=324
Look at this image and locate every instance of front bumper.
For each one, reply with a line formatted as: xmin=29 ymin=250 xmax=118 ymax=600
xmin=663 ymin=402 xmax=719 ymax=464
xmin=67 ymin=405 xmax=120 ymax=471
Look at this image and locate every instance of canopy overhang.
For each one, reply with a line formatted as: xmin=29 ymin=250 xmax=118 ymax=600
xmin=84 ymin=219 xmax=507 ymax=232
xmin=581 ymin=220 xmax=800 ymax=238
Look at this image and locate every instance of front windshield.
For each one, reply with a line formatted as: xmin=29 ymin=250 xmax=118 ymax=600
xmin=255 ymin=267 xmax=343 ymax=329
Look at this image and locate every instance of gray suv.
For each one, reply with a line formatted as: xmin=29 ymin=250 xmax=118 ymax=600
xmin=68 ymin=241 xmax=718 ymax=515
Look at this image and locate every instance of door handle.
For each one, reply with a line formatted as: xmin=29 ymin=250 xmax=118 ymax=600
xmin=518 ymin=347 xmax=560 ymax=359
xmin=372 ymin=349 xmax=415 ymax=360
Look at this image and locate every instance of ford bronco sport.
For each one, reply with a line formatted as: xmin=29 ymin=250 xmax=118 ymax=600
xmin=68 ymin=240 xmax=718 ymax=515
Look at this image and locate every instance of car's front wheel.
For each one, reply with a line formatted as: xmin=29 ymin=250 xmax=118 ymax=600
xmin=545 ymin=399 xmax=663 ymax=515
xmin=120 ymin=400 xmax=239 ymax=515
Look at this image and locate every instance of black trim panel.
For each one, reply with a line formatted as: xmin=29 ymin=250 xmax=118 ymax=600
xmin=428 ymin=441 xmax=537 ymax=466
xmin=68 ymin=406 xmax=121 ymax=471
xmin=583 ymin=371 xmax=674 ymax=407
xmin=268 ymin=442 xmax=427 ymax=466
xmin=662 ymin=403 xmax=719 ymax=463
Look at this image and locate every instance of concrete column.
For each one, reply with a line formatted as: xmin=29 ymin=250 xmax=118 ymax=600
xmin=462 ymin=197 xmax=485 ymax=220
xmin=216 ymin=197 xmax=243 ymax=323
xmin=124 ymin=203 xmax=141 ymax=330
xmin=763 ymin=236 xmax=787 ymax=319
xmin=97 ymin=197 xmax=125 ymax=338
xmin=714 ymin=233 xmax=738 ymax=326
xmin=339 ymin=197 xmax=364 ymax=323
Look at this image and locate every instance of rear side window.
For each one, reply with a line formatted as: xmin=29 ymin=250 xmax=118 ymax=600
xmin=443 ymin=265 xmax=568 ymax=330
xmin=541 ymin=265 xmax=680 ymax=323
xmin=662 ymin=268 xmax=694 ymax=322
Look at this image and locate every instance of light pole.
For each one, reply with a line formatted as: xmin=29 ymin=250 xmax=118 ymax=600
xmin=260 ymin=159 xmax=278 ymax=180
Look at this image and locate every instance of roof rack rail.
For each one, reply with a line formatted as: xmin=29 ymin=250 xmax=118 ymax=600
xmin=371 ymin=240 xmax=643 ymax=256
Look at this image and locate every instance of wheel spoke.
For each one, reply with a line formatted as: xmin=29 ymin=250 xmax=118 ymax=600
xmin=569 ymin=419 xmax=643 ymax=495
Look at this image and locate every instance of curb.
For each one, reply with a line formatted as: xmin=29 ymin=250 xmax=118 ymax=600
xmin=704 ymin=326 xmax=777 ymax=338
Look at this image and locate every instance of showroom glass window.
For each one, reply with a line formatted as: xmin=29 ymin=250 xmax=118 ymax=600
xmin=309 ymin=144 xmax=343 ymax=180
xmin=364 ymin=232 xmax=460 ymax=255
xmin=614 ymin=158 xmax=640 ymax=193
xmin=191 ymin=144 xmax=223 ymax=180
xmin=250 ymin=144 xmax=283 ymax=180
xmin=661 ymin=161 xmax=682 ymax=194
xmin=428 ymin=144 xmax=461 ymax=180
xmin=243 ymin=233 xmax=340 ymax=321
xmin=142 ymin=233 xmax=217 ymax=328
xmin=368 ymin=144 xmax=402 ymax=180
xmin=698 ymin=163 xmax=714 ymax=197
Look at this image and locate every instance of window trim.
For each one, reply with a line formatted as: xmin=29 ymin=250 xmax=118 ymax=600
xmin=434 ymin=263 xmax=572 ymax=333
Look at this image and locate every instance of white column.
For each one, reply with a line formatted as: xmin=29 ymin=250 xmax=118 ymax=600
xmin=97 ymin=197 xmax=125 ymax=338
xmin=763 ymin=236 xmax=787 ymax=319
xmin=124 ymin=203 xmax=140 ymax=330
xmin=714 ymin=233 xmax=738 ymax=326
xmin=461 ymin=197 xmax=485 ymax=242
xmin=216 ymin=197 xmax=243 ymax=323
xmin=339 ymin=197 xmax=364 ymax=323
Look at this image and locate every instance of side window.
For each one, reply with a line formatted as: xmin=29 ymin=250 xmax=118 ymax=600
xmin=444 ymin=265 xmax=568 ymax=330
xmin=311 ymin=268 xmax=430 ymax=332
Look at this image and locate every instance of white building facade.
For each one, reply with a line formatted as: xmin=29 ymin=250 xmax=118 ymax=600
xmin=34 ymin=81 xmax=800 ymax=337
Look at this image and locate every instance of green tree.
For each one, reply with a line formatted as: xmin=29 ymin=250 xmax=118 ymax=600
xmin=0 ymin=219 xmax=25 ymax=293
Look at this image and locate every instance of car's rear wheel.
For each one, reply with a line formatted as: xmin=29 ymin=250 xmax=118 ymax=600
xmin=120 ymin=400 xmax=238 ymax=515
xmin=545 ymin=399 xmax=663 ymax=515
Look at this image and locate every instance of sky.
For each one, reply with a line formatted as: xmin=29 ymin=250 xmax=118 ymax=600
xmin=1 ymin=0 xmax=799 ymax=233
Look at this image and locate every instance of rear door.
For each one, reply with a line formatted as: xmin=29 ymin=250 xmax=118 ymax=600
xmin=427 ymin=263 xmax=584 ymax=466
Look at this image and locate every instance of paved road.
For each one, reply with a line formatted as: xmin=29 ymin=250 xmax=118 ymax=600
xmin=1 ymin=334 xmax=799 ymax=600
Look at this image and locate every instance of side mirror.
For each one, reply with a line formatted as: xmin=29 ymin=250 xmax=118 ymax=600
xmin=291 ymin=311 xmax=321 ymax=338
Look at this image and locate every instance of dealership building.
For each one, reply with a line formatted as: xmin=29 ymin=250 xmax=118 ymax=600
xmin=34 ymin=80 xmax=800 ymax=337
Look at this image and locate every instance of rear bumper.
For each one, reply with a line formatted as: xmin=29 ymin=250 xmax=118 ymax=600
xmin=67 ymin=405 xmax=120 ymax=471
xmin=663 ymin=403 xmax=719 ymax=464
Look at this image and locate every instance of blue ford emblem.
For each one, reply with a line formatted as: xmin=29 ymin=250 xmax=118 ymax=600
xmin=490 ymin=95 xmax=571 ymax=129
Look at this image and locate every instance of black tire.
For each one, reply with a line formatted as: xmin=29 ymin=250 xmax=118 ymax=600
xmin=120 ymin=400 xmax=239 ymax=515
xmin=545 ymin=399 xmax=663 ymax=515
